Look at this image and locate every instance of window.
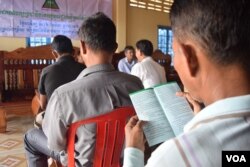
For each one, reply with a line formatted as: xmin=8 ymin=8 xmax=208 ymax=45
xmin=129 ymin=0 xmax=174 ymax=13
xmin=26 ymin=37 xmax=53 ymax=47
xmin=158 ymin=26 xmax=173 ymax=56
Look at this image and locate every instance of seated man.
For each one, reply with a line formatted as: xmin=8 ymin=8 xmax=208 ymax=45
xmin=38 ymin=35 xmax=85 ymax=110
xmin=124 ymin=0 xmax=250 ymax=166
xmin=131 ymin=39 xmax=166 ymax=88
xmin=118 ymin=45 xmax=137 ymax=74
xmin=24 ymin=12 xmax=143 ymax=167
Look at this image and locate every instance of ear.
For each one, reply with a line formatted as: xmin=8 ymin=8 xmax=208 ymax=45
xmin=80 ymin=40 xmax=87 ymax=54
xmin=179 ymin=44 xmax=199 ymax=77
xmin=114 ymin=42 xmax=118 ymax=52
xmin=52 ymin=50 xmax=58 ymax=59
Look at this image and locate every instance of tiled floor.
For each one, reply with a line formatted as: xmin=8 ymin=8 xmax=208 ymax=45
xmin=0 ymin=114 xmax=34 ymax=167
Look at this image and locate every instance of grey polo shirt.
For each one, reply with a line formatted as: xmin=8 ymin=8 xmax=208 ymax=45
xmin=43 ymin=64 xmax=143 ymax=167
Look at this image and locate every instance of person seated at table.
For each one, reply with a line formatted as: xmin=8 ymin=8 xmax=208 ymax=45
xmin=118 ymin=45 xmax=137 ymax=74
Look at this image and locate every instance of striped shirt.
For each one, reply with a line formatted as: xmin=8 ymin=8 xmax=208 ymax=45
xmin=124 ymin=94 xmax=250 ymax=167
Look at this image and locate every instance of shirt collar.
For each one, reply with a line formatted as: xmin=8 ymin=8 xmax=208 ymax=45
xmin=57 ymin=55 xmax=73 ymax=62
xmin=125 ymin=57 xmax=136 ymax=64
xmin=141 ymin=56 xmax=152 ymax=62
xmin=125 ymin=57 xmax=129 ymax=63
xmin=184 ymin=94 xmax=250 ymax=131
xmin=77 ymin=63 xmax=115 ymax=78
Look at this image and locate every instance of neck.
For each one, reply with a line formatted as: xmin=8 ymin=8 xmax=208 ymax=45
xmin=138 ymin=55 xmax=147 ymax=62
xmin=126 ymin=58 xmax=133 ymax=63
xmin=84 ymin=51 xmax=113 ymax=67
xmin=200 ymin=64 xmax=250 ymax=105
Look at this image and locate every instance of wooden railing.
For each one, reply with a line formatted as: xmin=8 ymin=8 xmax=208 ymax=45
xmin=0 ymin=45 xmax=55 ymax=132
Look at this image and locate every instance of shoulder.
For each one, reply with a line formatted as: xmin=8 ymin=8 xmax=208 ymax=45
xmin=147 ymin=138 xmax=187 ymax=166
xmin=55 ymin=70 xmax=142 ymax=93
xmin=119 ymin=57 xmax=126 ymax=62
xmin=118 ymin=71 xmax=142 ymax=83
xmin=132 ymin=61 xmax=142 ymax=69
xmin=40 ymin=64 xmax=59 ymax=78
xmin=118 ymin=57 xmax=126 ymax=64
xmin=72 ymin=61 xmax=85 ymax=70
xmin=131 ymin=62 xmax=143 ymax=72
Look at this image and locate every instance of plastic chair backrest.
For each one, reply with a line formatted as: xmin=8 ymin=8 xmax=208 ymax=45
xmin=67 ymin=106 xmax=135 ymax=167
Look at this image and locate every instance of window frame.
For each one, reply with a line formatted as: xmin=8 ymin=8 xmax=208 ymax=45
xmin=157 ymin=25 xmax=173 ymax=57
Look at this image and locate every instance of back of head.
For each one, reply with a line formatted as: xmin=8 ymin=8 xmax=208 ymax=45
xmin=51 ymin=35 xmax=74 ymax=54
xmin=170 ymin=0 xmax=250 ymax=74
xmin=78 ymin=12 xmax=117 ymax=53
xmin=136 ymin=39 xmax=153 ymax=56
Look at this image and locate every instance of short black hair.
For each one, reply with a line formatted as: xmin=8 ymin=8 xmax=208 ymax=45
xmin=170 ymin=0 xmax=250 ymax=73
xmin=51 ymin=35 xmax=73 ymax=54
xmin=124 ymin=45 xmax=135 ymax=53
xmin=136 ymin=40 xmax=153 ymax=56
xmin=78 ymin=12 xmax=117 ymax=53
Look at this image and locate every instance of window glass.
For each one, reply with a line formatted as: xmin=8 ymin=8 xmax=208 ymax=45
xmin=26 ymin=37 xmax=52 ymax=47
xmin=157 ymin=26 xmax=173 ymax=61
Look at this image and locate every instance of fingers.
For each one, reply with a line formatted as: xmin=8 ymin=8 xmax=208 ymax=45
xmin=126 ymin=115 xmax=145 ymax=129
xmin=176 ymin=91 xmax=202 ymax=114
xmin=176 ymin=91 xmax=185 ymax=97
xmin=136 ymin=120 xmax=145 ymax=129
xmin=176 ymin=91 xmax=195 ymax=103
xmin=126 ymin=115 xmax=139 ymax=127
xmin=125 ymin=115 xmax=146 ymax=151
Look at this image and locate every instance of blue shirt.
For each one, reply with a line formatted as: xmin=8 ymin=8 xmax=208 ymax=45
xmin=118 ymin=57 xmax=137 ymax=74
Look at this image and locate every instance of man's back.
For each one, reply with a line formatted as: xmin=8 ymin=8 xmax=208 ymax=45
xmin=43 ymin=64 xmax=143 ymax=166
xmin=38 ymin=55 xmax=84 ymax=100
xmin=131 ymin=57 xmax=166 ymax=88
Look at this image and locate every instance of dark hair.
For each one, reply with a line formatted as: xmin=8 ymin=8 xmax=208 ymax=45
xmin=78 ymin=12 xmax=117 ymax=53
xmin=136 ymin=39 xmax=153 ymax=56
xmin=124 ymin=45 xmax=135 ymax=53
xmin=51 ymin=35 xmax=73 ymax=54
xmin=170 ymin=0 xmax=250 ymax=73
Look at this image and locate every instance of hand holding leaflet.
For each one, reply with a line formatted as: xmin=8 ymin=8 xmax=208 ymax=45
xmin=130 ymin=82 xmax=194 ymax=146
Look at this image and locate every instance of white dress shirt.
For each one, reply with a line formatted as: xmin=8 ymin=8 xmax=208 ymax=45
xmin=131 ymin=57 xmax=166 ymax=88
xmin=124 ymin=94 xmax=250 ymax=167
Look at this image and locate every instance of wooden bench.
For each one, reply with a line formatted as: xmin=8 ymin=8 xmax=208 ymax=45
xmin=0 ymin=45 xmax=55 ymax=132
xmin=0 ymin=45 xmax=123 ymax=133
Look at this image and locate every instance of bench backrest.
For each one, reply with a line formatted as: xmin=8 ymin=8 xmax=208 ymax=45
xmin=0 ymin=45 xmax=55 ymax=102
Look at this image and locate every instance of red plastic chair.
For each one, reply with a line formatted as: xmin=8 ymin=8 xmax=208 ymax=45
xmin=67 ymin=106 xmax=135 ymax=167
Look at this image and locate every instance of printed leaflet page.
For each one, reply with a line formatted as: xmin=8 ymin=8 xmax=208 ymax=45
xmin=154 ymin=82 xmax=194 ymax=136
xmin=130 ymin=89 xmax=175 ymax=146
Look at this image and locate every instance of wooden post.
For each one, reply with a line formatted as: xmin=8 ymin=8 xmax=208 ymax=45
xmin=0 ymin=108 xmax=6 ymax=133
xmin=0 ymin=52 xmax=4 ymax=103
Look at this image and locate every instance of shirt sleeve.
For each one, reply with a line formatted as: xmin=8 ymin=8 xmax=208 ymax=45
xmin=123 ymin=147 xmax=144 ymax=167
xmin=42 ymin=90 xmax=67 ymax=151
xmin=38 ymin=70 xmax=46 ymax=95
xmin=131 ymin=64 xmax=142 ymax=80
xmin=118 ymin=59 xmax=124 ymax=72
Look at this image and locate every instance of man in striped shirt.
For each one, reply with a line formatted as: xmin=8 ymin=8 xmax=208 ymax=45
xmin=124 ymin=0 xmax=250 ymax=166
